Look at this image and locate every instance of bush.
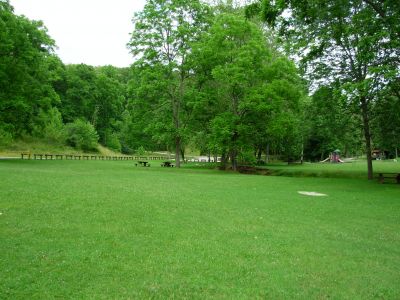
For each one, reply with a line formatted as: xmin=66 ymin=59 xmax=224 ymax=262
xmin=65 ymin=119 xmax=99 ymax=151
xmin=43 ymin=108 xmax=66 ymax=143
xmin=105 ymin=131 xmax=121 ymax=152
xmin=0 ymin=126 xmax=13 ymax=147
xmin=239 ymin=150 xmax=257 ymax=166
xmin=136 ymin=146 xmax=146 ymax=156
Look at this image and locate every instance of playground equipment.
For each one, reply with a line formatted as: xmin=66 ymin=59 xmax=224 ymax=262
xmin=320 ymin=149 xmax=344 ymax=163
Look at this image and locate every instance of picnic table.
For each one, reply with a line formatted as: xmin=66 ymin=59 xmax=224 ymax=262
xmin=161 ymin=161 xmax=174 ymax=167
xmin=136 ymin=161 xmax=150 ymax=167
xmin=378 ymin=172 xmax=400 ymax=184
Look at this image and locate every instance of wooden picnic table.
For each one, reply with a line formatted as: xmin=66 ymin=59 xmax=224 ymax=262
xmin=136 ymin=161 xmax=150 ymax=167
xmin=378 ymin=172 xmax=400 ymax=184
xmin=161 ymin=161 xmax=174 ymax=167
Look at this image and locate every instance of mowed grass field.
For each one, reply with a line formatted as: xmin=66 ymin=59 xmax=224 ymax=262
xmin=0 ymin=160 xmax=399 ymax=299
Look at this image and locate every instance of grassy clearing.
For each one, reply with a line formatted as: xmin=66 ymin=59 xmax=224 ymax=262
xmin=187 ymin=160 xmax=400 ymax=179
xmin=1 ymin=160 xmax=399 ymax=298
xmin=265 ymin=160 xmax=400 ymax=179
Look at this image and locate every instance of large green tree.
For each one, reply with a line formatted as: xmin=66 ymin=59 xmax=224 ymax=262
xmin=192 ymin=13 xmax=304 ymax=169
xmin=126 ymin=64 xmax=171 ymax=152
xmin=128 ymin=0 xmax=211 ymax=167
xmin=0 ymin=0 xmax=59 ymax=138
xmin=246 ymin=0 xmax=400 ymax=179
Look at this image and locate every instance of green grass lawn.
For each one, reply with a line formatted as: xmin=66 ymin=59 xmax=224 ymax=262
xmin=1 ymin=160 xmax=399 ymax=299
xmin=265 ymin=160 xmax=400 ymax=179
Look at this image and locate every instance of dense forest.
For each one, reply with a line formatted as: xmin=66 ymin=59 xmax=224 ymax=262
xmin=0 ymin=0 xmax=399 ymax=176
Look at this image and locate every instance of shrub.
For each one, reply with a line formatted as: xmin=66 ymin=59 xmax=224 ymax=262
xmin=0 ymin=126 xmax=13 ymax=147
xmin=65 ymin=119 xmax=99 ymax=151
xmin=43 ymin=108 xmax=66 ymax=143
xmin=239 ymin=150 xmax=257 ymax=166
xmin=136 ymin=146 xmax=146 ymax=156
xmin=105 ymin=131 xmax=121 ymax=152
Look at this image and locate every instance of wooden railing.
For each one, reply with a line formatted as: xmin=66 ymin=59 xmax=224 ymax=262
xmin=21 ymin=154 xmax=169 ymax=161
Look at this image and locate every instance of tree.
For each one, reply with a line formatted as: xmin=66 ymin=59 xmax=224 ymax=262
xmin=128 ymin=0 xmax=212 ymax=167
xmin=246 ymin=0 xmax=400 ymax=179
xmin=192 ymin=13 xmax=273 ymax=169
xmin=192 ymin=13 xmax=305 ymax=169
xmin=0 ymin=0 xmax=60 ymax=138
xmin=304 ymin=85 xmax=363 ymax=161
xmin=57 ymin=64 xmax=97 ymax=123
xmin=125 ymin=64 xmax=169 ymax=152
xmin=371 ymin=82 xmax=400 ymax=158
xmin=92 ymin=72 xmax=124 ymax=145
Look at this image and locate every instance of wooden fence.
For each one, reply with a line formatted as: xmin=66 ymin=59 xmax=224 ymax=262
xmin=21 ymin=153 xmax=168 ymax=161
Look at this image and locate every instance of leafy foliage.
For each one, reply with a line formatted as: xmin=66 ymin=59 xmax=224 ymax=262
xmin=0 ymin=1 xmax=59 ymax=137
xmin=33 ymin=107 xmax=66 ymax=144
xmin=128 ymin=0 xmax=212 ymax=166
xmin=192 ymin=13 xmax=305 ymax=168
xmin=64 ymin=119 xmax=99 ymax=151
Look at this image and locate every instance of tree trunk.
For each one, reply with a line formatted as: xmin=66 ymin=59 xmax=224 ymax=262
xmin=172 ymin=71 xmax=185 ymax=168
xmin=180 ymin=147 xmax=185 ymax=163
xmin=266 ymin=143 xmax=270 ymax=164
xmin=257 ymin=147 xmax=262 ymax=161
xmin=300 ymin=142 xmax=304 ymax=164
xmin=220 ymin=151 xmax=227 ymax=170
xmin=175 ymin=136 xmax=181 ymax=168
xmin=360 ymin=96 xmax=373 ymax=179
xmin=231 ymin=150 xmax=238 ymax=171
xmin=231 ymin=132 xmax=238 ymax=171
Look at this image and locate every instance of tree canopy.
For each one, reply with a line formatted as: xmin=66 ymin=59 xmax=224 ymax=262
xmin=0 ymin=0 xmax=58 ymax=137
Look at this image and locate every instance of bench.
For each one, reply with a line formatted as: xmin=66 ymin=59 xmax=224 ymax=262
xmin=45 ymin=154 xmax=53 ymax=160
xmin=21 ymin=152 xmax=31 ymax=159
xmin=161 ymin=162 xmax=174 ymax=167
xmin=378 ymin=173 xmax=400 ymax=184
xmin=34 ymin=154 xmax=43 ymax=160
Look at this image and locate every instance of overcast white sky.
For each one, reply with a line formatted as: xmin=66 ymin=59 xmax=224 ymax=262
xmin=10 ymin=0 xmax=146 ymax=67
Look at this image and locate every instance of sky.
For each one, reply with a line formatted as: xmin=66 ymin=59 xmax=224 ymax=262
xmin=10 ymin=0 xmax=147 ymax=67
